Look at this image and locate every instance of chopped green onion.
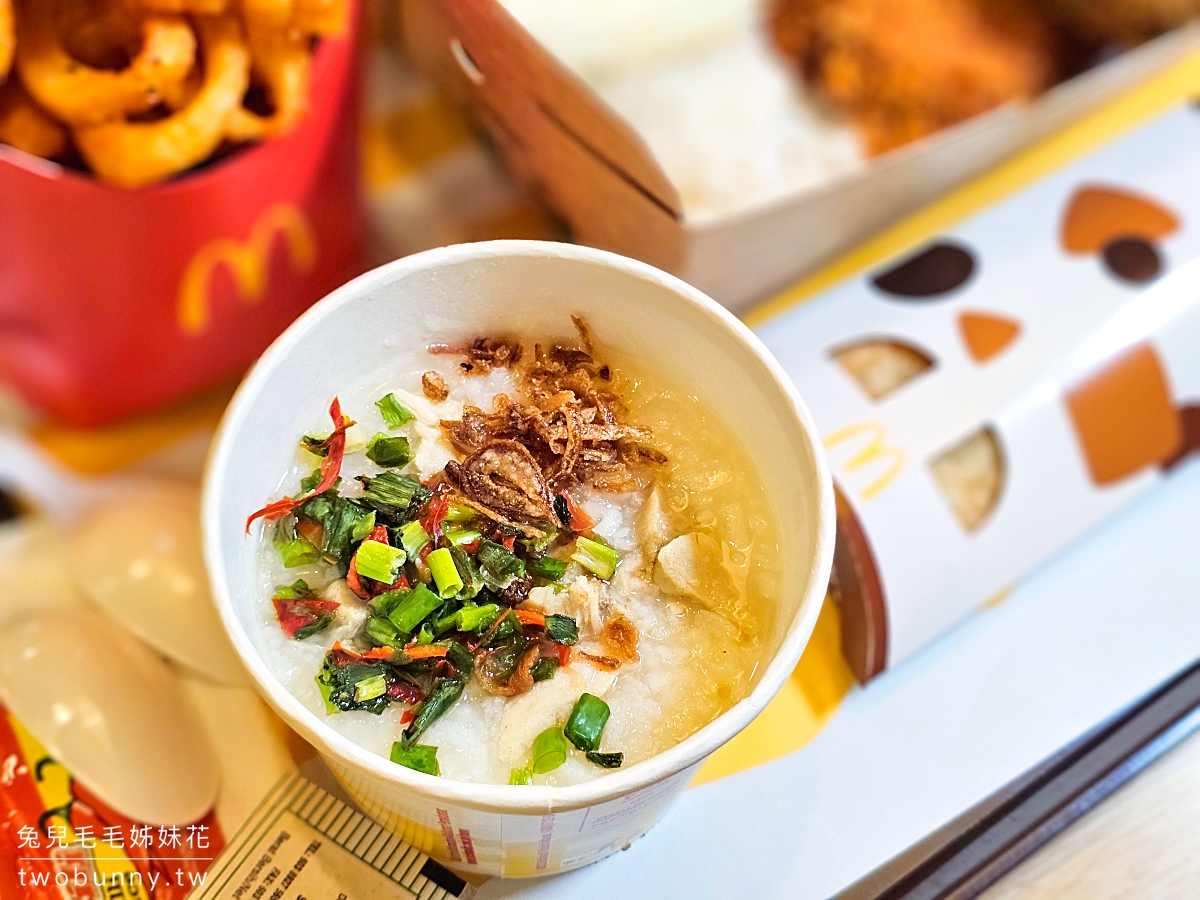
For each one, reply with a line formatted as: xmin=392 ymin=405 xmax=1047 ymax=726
xmin=476 ymin=540 xmax=526 ymax=591
xmin=390 ymin=743 xmax=439 ymax=776
xmin=354 ymin=539 xmax=405 ymax=584
xmin=387 ymin=583 xmax=443 ymax=634
xmin=399 ymin=520 xmax=430 ymax=558
xmin=428 ymin=547 xmax=464 ymax=598
xmin=455 ymin=603 xmax=500 ymax=634
xmin=300 ymin=434 xmax=330 ymax=458
xmin=278 ymin=537 xmax=320 ymax=567
xmin=444 ymin=527 xmax=483 ymax=549
xmin=434 ymin=611 xmax=459 ymax=636
xmin=443 ymin=503 xmax=479 ymax=524
xmin=509 ymin=767 xmax=533 ymax=786
xmin=366 ymin=433 xmax=412 ymax=468
xmin=293 ymin=616 xmax=333 ymax=641
xmin=403 ymin=677 xmax=465 ymax=747
xmin=359 ymin=472 xmax=430 ymax=519
xmin=354 ymin=674 xmax=387 ymax=703
xmin=444 ymin=641 xmax=475 ymax=677
xmin=585 ymin=751 xmax=624 ymax=769
xmin=376 ymin=393 xmax=414 ymax=429
xmin=316 ymin=677 xmax=338 ymax=714
xmin=544 ymin=614 xmax=578 ymax=646
xmin=571 ymin=536 xmax=622 ymax=580
xmin=350 ymin=510 xmax=377 ymax=543
xmin=299 ymin=468 xmax=333 ymax=494
xmin=519 ymin=524 xmax=557 ymax=554
xmin=527 ymin=555 xmax=567 ymax=582
xmin=485 ymin=612 xmax=520 ymax=647
xmin=449 ymin=545 xmax=481 ymax=600
xmin=417 ymin=624 xmax=435 ymax=645
xmin=364 ymin=616 xmax=400 ymax=647
xmin=273 ymin=579 xmax=316 ymax=600
xmin=531 ymin=658 xmax=558 ymax=682
xmin=274 ymin=520 xmax=320 ymax=567
xmin=530 ymin=727 xmax=568 ymax=774
xmin=553 ymin=495 xmax=571 ymax=529
xmin=303 ymin=496 xmax=373 ymax=565
xmin=371 ymin=589 xmax=403 ymax=617
xmin=565 ymin=693 xmax=610 ymax=752
xmin=316 ymin=658 xmax=389 ymax=714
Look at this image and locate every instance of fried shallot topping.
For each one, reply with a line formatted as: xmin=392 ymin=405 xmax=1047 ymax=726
xmin=600 ymin=615 xmax=640 ymax=663
xmin=445 ymin=440 xmax=556 ymax=525
xmin=431 ymin=336 xmax=524 ymax=374
xmin=474 ymin=642 xmax=540 ymax=697
xmin=437 ymin=318 xmax=663 ymax=506
xmin=422 ymin=371 xmax=449 ymax=402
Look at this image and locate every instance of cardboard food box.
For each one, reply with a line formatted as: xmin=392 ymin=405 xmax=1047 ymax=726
xmin=746 ymin=52 xmax=1200 ymax=682
xmin=0 ymin=9 xmax=366 ymax=428
xmin=400 ymin=0 xmax=1199 ymax=311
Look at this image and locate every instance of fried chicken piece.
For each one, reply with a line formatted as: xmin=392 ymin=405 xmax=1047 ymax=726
xmin=1048 ymin=0 xmax=1200 ymax=44
xmin=772 ymin=0 xmax=1066 ymax=155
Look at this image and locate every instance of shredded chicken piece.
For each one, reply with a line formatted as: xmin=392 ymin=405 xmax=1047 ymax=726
xmin=568 ymin=577 xmax=604 ymax=635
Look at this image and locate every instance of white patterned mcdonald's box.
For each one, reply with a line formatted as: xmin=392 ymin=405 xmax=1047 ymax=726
xmin=325 ymin=757 xmax=695 ymax=877
xmin=756 ymin=101 xmax=1200 ymax=682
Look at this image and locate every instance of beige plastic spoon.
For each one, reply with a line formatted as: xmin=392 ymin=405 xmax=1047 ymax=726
xmin=0 ymin=609 xmax=220 ymax=826
xmin=71 ymin=482 xmax=246 ymax=685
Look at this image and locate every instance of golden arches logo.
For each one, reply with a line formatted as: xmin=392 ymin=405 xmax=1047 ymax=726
xmin=178 ymin=203 xmax=317 ymax=336
xmin=824 ymin=421 xmax=906 ymax=501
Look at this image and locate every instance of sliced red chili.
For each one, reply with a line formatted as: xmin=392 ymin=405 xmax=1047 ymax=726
xmin=273 ymin=597 xmax=339 ymax=639
xmin=247 ymin=397 xmax=354 ymax=532
xmin=330 ymin=642 xmax=365 ymax=667
xmin=345 ymin=556 xmax=370 ymax=600
xmin=405 ymin=645 xmax=448 ymax=659
xmin=559 ymin=491 xmax=594 ymax=532
xmin=514 ymin=609 xmax=545 ymax=628
xmin=541 ymin=640 xmax=572 ymax=668
xmin=420 ymin=491 xmax=450 ymax=542
xmin=390 ymin=680 xmax=425 ymax=705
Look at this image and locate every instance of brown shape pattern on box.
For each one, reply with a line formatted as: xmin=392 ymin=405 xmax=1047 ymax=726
xmin=1061 ymin=183 xmax=1180 ymax=283
xmin=1065 ymin=342 xmax=1181 ymax=485
xmin=958 ymin=310 xmax=1021 ymax=363
xmin=831 ymin=337 xmax=936 ymax=400
xmin=871 ymin=240 xmax=977 ymax=298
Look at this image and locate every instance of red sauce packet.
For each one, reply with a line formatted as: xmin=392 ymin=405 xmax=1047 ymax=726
xmin=0 ymin=705 xmax=224 ymax=899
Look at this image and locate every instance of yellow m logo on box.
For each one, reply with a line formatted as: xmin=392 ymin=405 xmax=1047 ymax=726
xmin=824 ymin=421 xmax=906 ymax=501
xmin=178 ymin=203 xmax=317 ymax=336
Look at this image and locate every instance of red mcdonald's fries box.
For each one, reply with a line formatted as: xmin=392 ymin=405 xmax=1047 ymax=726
xmin=0 ymin=8 xmax=365 ymax=428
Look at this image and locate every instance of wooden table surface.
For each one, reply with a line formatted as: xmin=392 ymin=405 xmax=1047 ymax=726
xmin=983 ymin=729 xmax=1200 ymax=898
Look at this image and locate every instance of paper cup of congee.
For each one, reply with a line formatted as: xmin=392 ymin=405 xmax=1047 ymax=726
xmin=203 ymin=240 xmax=834 ymax=877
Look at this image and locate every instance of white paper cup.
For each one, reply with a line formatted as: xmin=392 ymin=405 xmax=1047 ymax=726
xmin=202 ymin=241 xmax=834 ymax=877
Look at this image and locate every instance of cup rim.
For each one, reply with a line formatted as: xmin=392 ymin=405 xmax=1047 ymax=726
xmin=202 ymin=239 xmax=835 ymax=813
